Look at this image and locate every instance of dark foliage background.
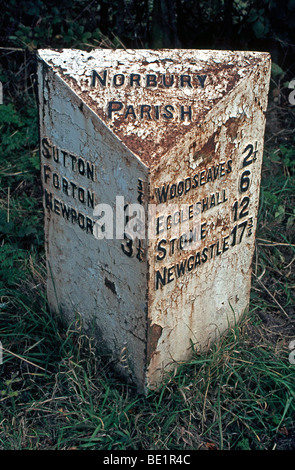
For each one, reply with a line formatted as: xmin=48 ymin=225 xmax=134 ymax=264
xmin=1 ymin=0 xmax=295 ymax=53
xmin=1 ymin=0 xmax=295 ymax=84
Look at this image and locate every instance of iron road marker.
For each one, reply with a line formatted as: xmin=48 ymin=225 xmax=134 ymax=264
xmin=37 ymin=48 xmax=271 ymax=392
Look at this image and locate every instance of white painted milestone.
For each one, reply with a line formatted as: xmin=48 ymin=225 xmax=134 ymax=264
xmin=37 ymin=48 xmax=271 ymax=392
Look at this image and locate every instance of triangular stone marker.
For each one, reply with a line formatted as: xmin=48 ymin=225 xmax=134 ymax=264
xmin=37 ymin=48 xmax=271 ymax=392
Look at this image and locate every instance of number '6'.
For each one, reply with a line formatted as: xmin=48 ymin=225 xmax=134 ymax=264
xmin=239 ymin=170 xmax=251 ymax=193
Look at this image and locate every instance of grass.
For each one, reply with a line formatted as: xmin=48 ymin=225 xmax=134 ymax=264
xmin=0 ymin=289 xmax=294 ymax=450
xmin=0 ymin=57 xmax=294 ymax=451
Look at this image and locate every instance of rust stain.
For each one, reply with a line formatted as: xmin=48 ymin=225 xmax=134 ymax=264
xmin=147 ymin=321 xmax=163 ymax=365
xmin=190 ymin=131 xmax=218 ymax=163
xmin=225 ymin=117 xmax=240 ymax=141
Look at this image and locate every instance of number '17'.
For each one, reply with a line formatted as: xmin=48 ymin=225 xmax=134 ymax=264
xmin=231 ymin=220 xmax=248 ymax=246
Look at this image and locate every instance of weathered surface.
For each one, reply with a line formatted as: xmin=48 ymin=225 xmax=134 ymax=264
xmin=38 ymin=60 xmax=149 ymax=387
xmin=38 ymin=48 xmax=268 ymax=167
xmin=38 ymin=48 xmax=271 ymax=391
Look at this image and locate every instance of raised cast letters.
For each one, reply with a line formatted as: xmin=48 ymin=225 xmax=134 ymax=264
xmin=91 ymin=70 xmax=207 ymax=89
xmin=91 ymin=70 xmax=207 ymax=122
xmin=155 ymin=161 xmax=232 ymax=203
xmin=107 ymin=102 xmax=192 ymax=121
xmin=154 ymin=141 xmax=259 ymax=289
